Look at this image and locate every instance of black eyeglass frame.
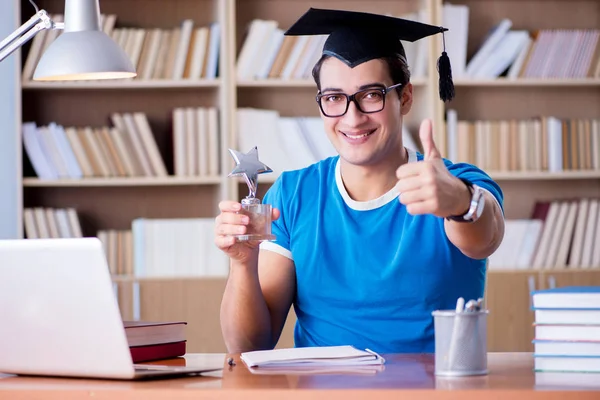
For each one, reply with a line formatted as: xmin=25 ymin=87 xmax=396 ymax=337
xmin=315 ymin=82 xmax=404 ymax=118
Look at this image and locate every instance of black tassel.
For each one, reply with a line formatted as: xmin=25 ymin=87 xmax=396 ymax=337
xmin=437 ymin=30 xmax=455 ymax=102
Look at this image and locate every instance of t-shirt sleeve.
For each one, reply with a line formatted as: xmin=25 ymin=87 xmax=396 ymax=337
xmin=447 ymin=161 xmax=505 ymax=216
xmin=260 ymin=175 xmax=292 ymax=255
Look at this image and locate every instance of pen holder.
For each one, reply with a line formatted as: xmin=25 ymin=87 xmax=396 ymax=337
xmin=432 ymin=309 xmax=488 ymax=377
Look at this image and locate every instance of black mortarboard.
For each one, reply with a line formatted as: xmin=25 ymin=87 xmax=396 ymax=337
xmin=284 ymin=8 xmax=455 ymax=102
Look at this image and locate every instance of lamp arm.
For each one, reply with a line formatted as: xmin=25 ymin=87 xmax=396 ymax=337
xmin=0 ymin=10 xmax=62 ymax=63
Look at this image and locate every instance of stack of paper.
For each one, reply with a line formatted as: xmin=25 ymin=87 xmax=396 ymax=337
xmin=240 ymin=345 xmax=385 ymax=368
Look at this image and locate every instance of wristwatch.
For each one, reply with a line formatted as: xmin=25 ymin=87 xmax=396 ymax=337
xmin=446 ymin=179 xmax=485 ymax=223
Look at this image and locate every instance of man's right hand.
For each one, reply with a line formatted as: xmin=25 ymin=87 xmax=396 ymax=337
xmin=214 ymin=200 xmax=280 ymax=264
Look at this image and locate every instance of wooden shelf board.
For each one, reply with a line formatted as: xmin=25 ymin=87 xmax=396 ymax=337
xmin=22 ymin=177 xmax=222 ymax=187
xmin=489 ymin=170 xmax=600 ymax=180
xmin=21 ymin=79 xmax=221 ymax=89
xmin=237 ymin=77 xmax=428 ymax=88
xmin=453 ymin=78 xmax=600 ymax=87
xmin=489 ymin=268 xmax=600 ymax=273
xmin=111 ymin=275 xmax=227 ymax=283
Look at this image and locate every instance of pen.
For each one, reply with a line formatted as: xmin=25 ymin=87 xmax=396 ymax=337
xmin=455 ymin=297 xmax=465 ymax=313
xmin=448 ymin=297 xmax=464 ymax=370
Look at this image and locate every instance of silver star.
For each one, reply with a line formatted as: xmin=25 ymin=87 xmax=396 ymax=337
xmin=228 ymin=147 xmax=272 ymax=199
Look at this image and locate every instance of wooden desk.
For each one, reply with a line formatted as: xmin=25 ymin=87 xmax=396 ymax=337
xmin=0 ymin=352 xmax=598 ymax=399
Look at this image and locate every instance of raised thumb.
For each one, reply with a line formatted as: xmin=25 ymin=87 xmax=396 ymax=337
xmin=419 ymin=119 xmax=441 ymax=160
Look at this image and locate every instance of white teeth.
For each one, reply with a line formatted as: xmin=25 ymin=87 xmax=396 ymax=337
xmin=344 ymin=131 xmax=372 ymax=139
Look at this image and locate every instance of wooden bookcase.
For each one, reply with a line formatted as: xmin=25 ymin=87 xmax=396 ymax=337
xmin=4 ymin=0 xmax=600 ymax=353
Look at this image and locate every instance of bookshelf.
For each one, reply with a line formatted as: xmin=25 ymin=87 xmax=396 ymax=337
xmin=3 ymin=0 xmax=600 ymax=353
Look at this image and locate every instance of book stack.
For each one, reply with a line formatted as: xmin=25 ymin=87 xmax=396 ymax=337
xmin=532 ymin=286 xmax=600 ymax=373
xmin=444 ymin=114 xmax=600 ymax=174
xmin=22 ymin=113 xmax=168 ymax=180
xmin=124 ymin=321 xmax=187 ymax=363
xmin=23 ymin=207 xmax=83 ymax=239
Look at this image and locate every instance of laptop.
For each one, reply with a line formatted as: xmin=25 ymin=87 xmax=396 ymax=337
xmin=0 ymin=237 xmax=223 ymax=380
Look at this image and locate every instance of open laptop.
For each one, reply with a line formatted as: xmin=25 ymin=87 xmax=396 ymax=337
xmin=0 ymin=237 xmax=223 ymax=380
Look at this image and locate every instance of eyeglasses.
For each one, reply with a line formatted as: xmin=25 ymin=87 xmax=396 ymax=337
xmin=315 ymin=83 xmax=403 ymax=118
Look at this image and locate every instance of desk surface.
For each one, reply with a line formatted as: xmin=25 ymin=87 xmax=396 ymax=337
xmin=1 ymin=352 xmax=599 ymax=399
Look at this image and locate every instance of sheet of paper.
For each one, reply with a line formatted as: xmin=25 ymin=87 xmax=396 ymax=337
xmin=240 ymin=345 xmax=385 ymax=368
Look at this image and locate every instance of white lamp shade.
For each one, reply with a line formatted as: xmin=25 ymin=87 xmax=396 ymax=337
xmin=33 ymin=30 xmax=136 ymax=81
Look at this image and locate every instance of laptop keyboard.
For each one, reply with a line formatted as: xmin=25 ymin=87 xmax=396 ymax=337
xmin=134 ymin=365 xmax=177 ymax=371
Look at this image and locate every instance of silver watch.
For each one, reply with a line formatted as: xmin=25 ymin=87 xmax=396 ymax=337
xmin=447 ymin=182 xmax=485 ymax=223
xmin=463 ymin=184 xmax=485 ymax=222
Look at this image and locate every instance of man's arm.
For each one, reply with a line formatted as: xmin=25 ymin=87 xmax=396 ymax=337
xmin=220 ymin=249 xmax=296 ymax=354
xmin=444 ymin=183 xmax=505 ymax=260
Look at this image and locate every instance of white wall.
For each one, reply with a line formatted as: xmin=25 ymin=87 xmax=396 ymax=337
xmin=0 ymin=1 xmax=22 ymax=239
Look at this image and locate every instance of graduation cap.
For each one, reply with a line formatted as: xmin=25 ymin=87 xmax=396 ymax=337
xmin=285 ymin=8 xmax=454 ymax=102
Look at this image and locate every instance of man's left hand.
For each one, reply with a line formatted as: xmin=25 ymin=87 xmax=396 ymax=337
xmin=395 ymin=119 xmax=471 ymax=218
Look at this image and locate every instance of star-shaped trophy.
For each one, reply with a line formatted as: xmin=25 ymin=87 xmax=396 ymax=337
xmin=228 ymin=147 xmax=276 ymax=242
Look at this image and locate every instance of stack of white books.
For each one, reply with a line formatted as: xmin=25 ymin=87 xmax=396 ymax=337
xmin=532 ymin=286 xmax=600 ymax=373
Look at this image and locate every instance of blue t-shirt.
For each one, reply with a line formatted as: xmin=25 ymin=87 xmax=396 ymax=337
xmin=260 ymin=148 xmax=504 ymax=353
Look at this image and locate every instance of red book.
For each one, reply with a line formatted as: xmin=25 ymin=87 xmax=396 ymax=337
xmin=130 ymin=341 xmax=187 ymax=363
xmin=123 ymin=321 xmax=186 ymax=347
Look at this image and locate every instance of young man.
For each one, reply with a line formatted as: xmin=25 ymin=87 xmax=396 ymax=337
xmin=215 ymin=8 xmax=505 ymax=354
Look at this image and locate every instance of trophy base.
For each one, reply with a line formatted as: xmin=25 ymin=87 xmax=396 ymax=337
xmin=233 ymin=233 xmax=276 ymax=242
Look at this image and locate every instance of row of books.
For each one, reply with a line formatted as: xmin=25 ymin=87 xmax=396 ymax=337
xmin=532 ymin=286 xmax=600 ymax=373
xmin=439 ymin=4 xmax=600 ymax=79
xmin=517 ymin=29 xmax=600 ymax=79
xmin=99 ymin=229 xmax=133 ymax=277
xmin=23 ymin=208 xmax=228 ymax=278
xmin=446 ymin=113 xmax=600 ymax=173
xmin=131 ymin=218 xmax=228 ymax=278
xmin=22 ymin=14 xmax=220 ymax=82
xmin=23 ymin=112 xmax=599 ymax=183
xmin=236 ymin=9 xmax=430 ymax=81
xmin=23 ymin=9 xmax=599 ymax=84
xmin=172 ymin=107 xmax=221 ymax=178
xmin=23 ymin=113 xmax=168 ymax=180
xmin=23 ymin=207 xmax=83 ymax=240
xmin=489 ymin=198 xmax=600 ymax=270
xmin=113 ymin=20 xmax=221 ymax=81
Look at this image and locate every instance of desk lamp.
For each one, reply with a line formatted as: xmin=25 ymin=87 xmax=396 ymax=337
xmin=0 ymin=0 xmax=136 ymax=81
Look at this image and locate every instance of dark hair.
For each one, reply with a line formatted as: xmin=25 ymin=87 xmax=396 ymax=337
xmin=311 ymin=54 xmax=411 ymax=94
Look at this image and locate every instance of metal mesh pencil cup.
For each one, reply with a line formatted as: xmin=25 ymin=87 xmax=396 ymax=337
xmin=431 ymin=309 xmax=489 ymax=376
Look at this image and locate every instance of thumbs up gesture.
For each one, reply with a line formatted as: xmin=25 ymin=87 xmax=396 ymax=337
xmin=396 ymin=119 xmax=471 ymax=218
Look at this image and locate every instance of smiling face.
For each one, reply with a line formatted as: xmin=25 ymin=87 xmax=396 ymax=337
xmin=317 ymin=56 xmax=413 ymax=168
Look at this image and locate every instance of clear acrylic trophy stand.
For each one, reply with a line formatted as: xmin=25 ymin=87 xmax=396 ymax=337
xmin=235 ymin=197 xmax=275 ymax=242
